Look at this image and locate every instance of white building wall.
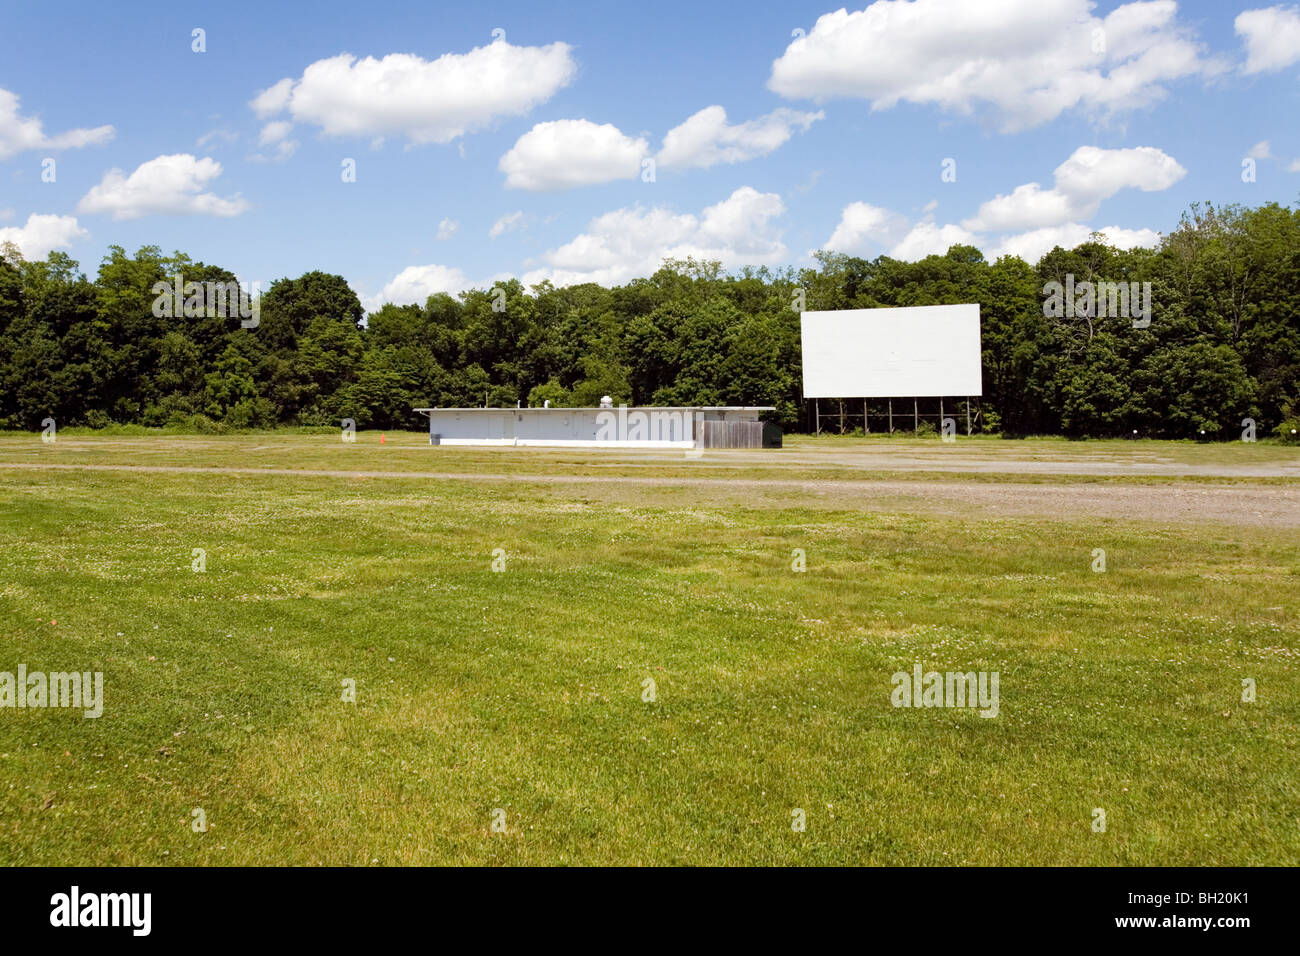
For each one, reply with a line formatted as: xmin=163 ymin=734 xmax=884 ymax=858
xmin=422 ymin=408 xmax=699 ymax=448
xmin=417 ymin=407 xmax=769 ymax=448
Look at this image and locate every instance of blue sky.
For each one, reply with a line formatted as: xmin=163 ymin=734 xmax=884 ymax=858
xmin=1 ymin=0 xmax=1297 ymax=312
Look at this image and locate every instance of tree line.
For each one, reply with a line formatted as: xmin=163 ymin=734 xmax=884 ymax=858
xmin=1 ymin=200 xmax=1296 ymax=439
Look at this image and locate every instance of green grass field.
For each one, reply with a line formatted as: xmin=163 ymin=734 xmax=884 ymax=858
xmin=0 ymin=432 xmax=1296 ymax=865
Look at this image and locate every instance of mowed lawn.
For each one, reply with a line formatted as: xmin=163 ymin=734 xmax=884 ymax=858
xmin=0 ymin=433 xmax=1296 ymax=865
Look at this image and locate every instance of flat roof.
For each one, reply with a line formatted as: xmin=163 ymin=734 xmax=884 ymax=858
xmin=414 ymin=406 xmax=775 ymax=413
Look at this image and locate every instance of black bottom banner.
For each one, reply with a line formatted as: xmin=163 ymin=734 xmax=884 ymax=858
xmin=0 ymin=865 xmax=1282 ymax=943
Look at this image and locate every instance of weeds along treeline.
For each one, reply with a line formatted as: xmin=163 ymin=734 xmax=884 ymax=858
xmin=1 ymin=200 xmax=1297 ymax=438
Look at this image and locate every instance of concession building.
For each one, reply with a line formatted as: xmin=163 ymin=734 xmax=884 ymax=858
xmin=414 ymin=403 xmax=778 ymax=449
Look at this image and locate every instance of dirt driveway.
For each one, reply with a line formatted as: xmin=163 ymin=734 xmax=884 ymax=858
xmin=2 ymin=460 xmax=1297 ymax=530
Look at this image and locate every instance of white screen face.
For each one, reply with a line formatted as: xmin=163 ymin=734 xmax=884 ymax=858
xmin=800 ymin=304 xmax=982 ymax=397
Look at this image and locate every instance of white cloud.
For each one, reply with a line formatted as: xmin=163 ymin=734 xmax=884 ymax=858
xmin=769 ymin=0 xmax=1216 ymax=131
xmin=436 ymin=218 xmax=459 ymax=240
xmin=0 ymin=213 xmax=88 ymax=260
xmin=250 ymin=78 xmax=294 ymax=118
xmin=250 ymin=39 xmax=576 ymax=145
xmin=823 ymin=145 xmax=1174 ymax=265
xmin=259 ymin=121 xmax=292 ymax=146
xmin=249 ymin=120 xmax=299 ymax=162
xmin=824 ymin=200 xmax=984 ymax=261
xmin=500 ymin=119 xmax=647 ymax=190
xmin=1091 ymin=225 xmax=1163 ymax=251
xmin=963 ymin=145 xmax=1185 ymax=231
xmin=1236 ymin=5 xmax=1300 ymax=73
xmin=0 ymin=208 xmax=13 ymax=222
xmin=370 ymin=264 xmax=471 ymax=310
xmin=989 ymin=223 xmax=1161 ymax=263
xmin=0 ymin=87 xmax=114 ymax=160
xmin=822 ymin=201 xmax=907 ymax=255
xmin=1052 ymin=145 xmax=1186 ymax=200
xmin=523 ymin=186 xmax=786 ymax=288
xmin=961 ymin=183 xmax=1077 ymax=233
xmin=498 ymin=105 xmax=823 ymax=190
xmin=1246 ymin=140 xmax=1273 ymax=160
xmin=656 ymin=105 xmax=823 ymax=169
xmin=889 ymin=221 xmax=980 ymax=260
xmin=1288 ymin=158 xmax=1300 ymax=172
xmin=827 ymin=214 xmax=1162 ymax=265
xmin=78 ymin=154 xmax=250 ymax=220
xmin=489 ymin=211 xmax=525 ymax=239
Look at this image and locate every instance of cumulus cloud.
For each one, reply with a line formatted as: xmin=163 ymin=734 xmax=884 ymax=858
xmin=500 ymin=119 xmax=648 ymax=190
xmin=522 ymin=186 xmax=786 ymax=288
xmin=656 ymin=105 xmax=823 ymax=169
xmin=825 ymin=206 xmax=1161 ymax=264
xmin=963 ymin=146 xmax=1185 ymax=231
xmin=249 ymin=39 xmax=576 ymax=145
xmin=250 ymin=78 xmax=294 ymax=118
xmin=962 ymin=183 xmax=1077 ymax=233
xmin=370 ymin=264 xmax=472 ymax=310
xmin=889 ymin=221 xmax=980 ymax=260
xmin=823 ymin=145 xmax=1175 ymax=265
xmin=78 ymin=154 xmax=250 ymax=220
xmin=436 ymin=218 xmax=459 ymax=240
xmin=769 ymin=0 xmax=1216 ymax=131
xmin=0 ymin=213 xmax=88 ymax=260
xmin=1053 ymin=145 xmax=1186 ymax=200
xmin=498 ymin=105 xmax=822 ymax=189
xmin=1236 ymin=5 xmax=1300 ymax=73
xmin=489 ymin=211 xmax=525 ymax=239
xmin=0 ymin=87 xmax=114 ymax=160
xmin=822 ymin=201 xmax=908 ymax=255
xmin=989 ymin=223 xmax=1161 ymax=263
xmin=823 ymin=200 xmax=983 ymax=261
